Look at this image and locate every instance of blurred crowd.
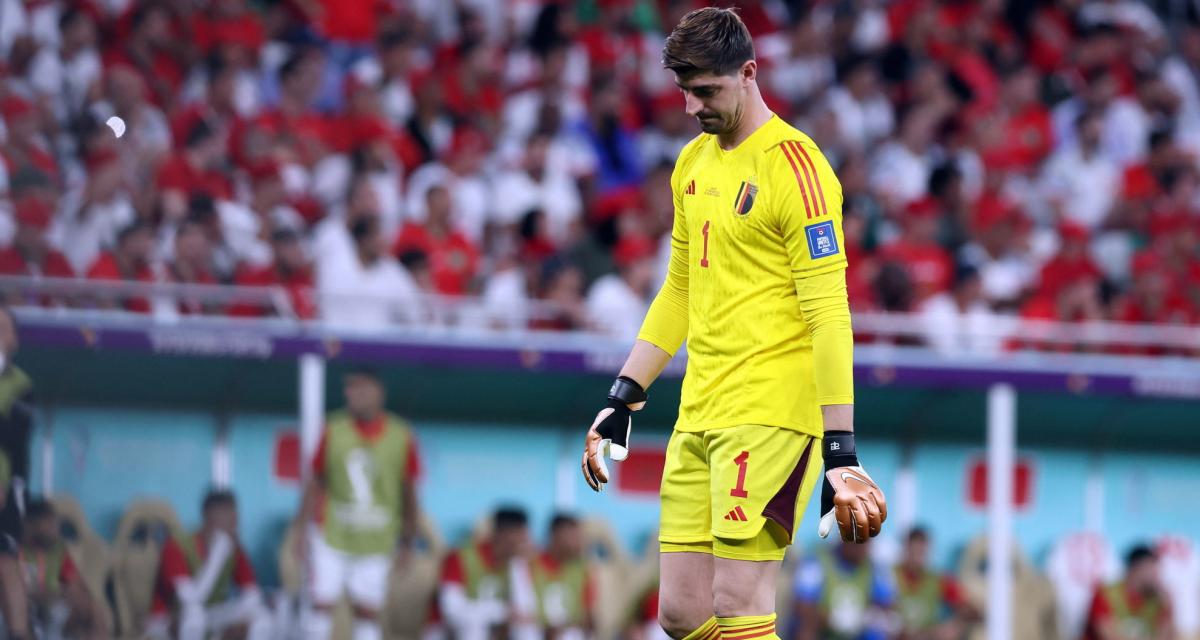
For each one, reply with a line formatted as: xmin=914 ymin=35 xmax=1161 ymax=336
xmin=0 ymin=0 xmax=1199 ymax=346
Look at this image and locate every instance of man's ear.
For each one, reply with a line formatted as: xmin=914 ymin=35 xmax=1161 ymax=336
xmin=742 ymin=60 xmax=757 ymax=84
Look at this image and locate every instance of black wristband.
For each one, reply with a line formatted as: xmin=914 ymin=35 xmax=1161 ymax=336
xmin=823 ymin=430 xmax=860 ymax=467
xmin=608 ymin=376 xmax=647 ymax=406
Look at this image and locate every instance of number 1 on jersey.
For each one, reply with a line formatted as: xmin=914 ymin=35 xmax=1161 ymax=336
xmin=730 ymin=450 xmax=749 ymax=498
xmin=701 ymin=220 xmax=711 ymax=268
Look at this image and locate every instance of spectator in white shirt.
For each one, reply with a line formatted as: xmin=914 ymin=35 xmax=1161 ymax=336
xmin=317 ymin=216 xmax=421 ymax=332
xmin=27 ymin=8 xmax=101 ymax=125
xmin=49 ymin=148 xmax=134 ymax=275
xmin=870 ymin=107 xmax=936 ymax=211
xmin=586 ymin=235 xmax=655 ymax=341
xmin=823 ymin=55 xmax=894 ymax=155
xmin=405 ymin=128 xmax=493 ymax=243
xmin=919 ymin=265 xmax=1001 ymax=357
xmin=1040 ymin=108 xmax=1119 ymax=229
xmin=769 ymin=11 xmax=835 ymax=110
xmin=492 ymin=132 xmax=582 ymax=246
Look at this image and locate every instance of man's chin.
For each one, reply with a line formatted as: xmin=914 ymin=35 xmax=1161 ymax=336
xmin=698 ymin=120 xmax=723 ymax=134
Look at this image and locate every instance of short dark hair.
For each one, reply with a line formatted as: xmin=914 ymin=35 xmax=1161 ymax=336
xmin=550 ymin=512 xmax=578 ymax=533
xmin=662 ymin=7 xmax=754 ymax=77
xmin=202 ymin=489 xmax=237 ymax=513
xmin=1126 ymin=544 xmax=1157 ymax=569
xmin=25 ymin=498 xmax=55 ymax=522
xmin=493 ymin=506 xmax=529 ymax=532
xmin=905 ymin=526 xmax=929 ymax=543
xmin=345 ymin=365 xmax=381 ymax=383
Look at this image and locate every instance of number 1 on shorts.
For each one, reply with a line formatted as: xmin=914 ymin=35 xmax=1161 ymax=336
xmin=731 ymin=450 xmax=749 ymax=498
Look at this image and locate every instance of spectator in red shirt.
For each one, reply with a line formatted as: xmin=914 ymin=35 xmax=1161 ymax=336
xmin=0 ymin=197 xmax=75 ymax=280
xmin=147 ymin=490 xmax=271 ymax=640
xmin=260 ymin=48 xmax=332 ymax=168
xmin=1083 ymin=545 xmax=1175 ymax=640
xmin=160 ymin=217 xmax=220 ymax=316
xmin=978 ymin=66 xmax=1053 ymax=174
xmin=893 ymin=527 xmax=976 ymax=640
xmin=21 ymin=500 xmax=104 ymax=640
xmin=86 ymin=220 xmax=157 ymax=313
xmin=231 ymin=229 xmax=316 ymax=319
xmin=193 ymin=0 xmax=265 ymax=61
xmin=1038 ymin=222 xmax=1102 ymax=298
xmin=157 ymin=120 xmax=232 ymax=223
xmin=879 ymin=198 xmax=954 ymax=303
xmin=1 ymin=97 xmax=58 ymax=184
xmin=106 ymin=3 xmax=186 ymax=109
xmin=1113 ymin=253 xmax=1193 ymax=336
xmin=392 ymin=184 xmax=479 ymax=296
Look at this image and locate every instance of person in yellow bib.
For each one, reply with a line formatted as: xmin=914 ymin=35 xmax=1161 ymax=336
xmin=893 ymin=527 xmax=974 ymax=640
xmin=579 ymin=8 xmax=887 ymax=640
xmin=146 ymin=490 xmax=271 ymax=640
xmin=435 ymin=507 xmax=540 ymax=640
xmin=1083 ymin=545 xmax=1176 ymax=640
xmin=294 ymin=367 xmax=422 ymax=640
xmin=20 ymin=500 xmax=104 ymax=640
xmin=792 ymin=539 xmax=896 ymax=640
xmin=534 ymin=514 xmax=595 ymax=640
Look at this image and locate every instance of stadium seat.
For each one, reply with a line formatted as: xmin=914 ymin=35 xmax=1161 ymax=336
xmin=958 ymin=535 xmax=1058 ymax=640
xmin=110 ymin=500 xmax=187 ymax=638
xmin=582 ymin=517 xmax=634 ymax=638
xmin=382 ymin=511 xmax=445 ymax=640
xmin=49 ymin=494 xmax=114 ymax=636
xmin=1155 ymin=535 xmax=1200 ymax=640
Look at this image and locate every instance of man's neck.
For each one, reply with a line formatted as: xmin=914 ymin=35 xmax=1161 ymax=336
xmin=717 ymin=92 xmax=772 ymax=151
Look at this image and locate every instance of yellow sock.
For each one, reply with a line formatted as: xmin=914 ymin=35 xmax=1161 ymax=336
xmin=681 ymin=616 xmax=721 ymax=640
xmin=716 ymin=613 xmax=778 ymax=640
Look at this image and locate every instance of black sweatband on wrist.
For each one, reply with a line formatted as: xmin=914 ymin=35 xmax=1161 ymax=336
xmin=823 ymin=430 xmax=859 ymax=467
xmin=608 ymin=376 xmax=647 ymax=406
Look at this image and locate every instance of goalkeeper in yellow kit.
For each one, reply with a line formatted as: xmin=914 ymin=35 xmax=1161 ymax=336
xmin=580 ymin=7 xmax=888 ymax=640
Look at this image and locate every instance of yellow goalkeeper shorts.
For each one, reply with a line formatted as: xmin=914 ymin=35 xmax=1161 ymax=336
xmin=658 ymin=424 xmax=823 ymax=561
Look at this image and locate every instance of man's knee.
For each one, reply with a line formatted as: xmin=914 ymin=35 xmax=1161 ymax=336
xmin=657 ymin=599 xmax=711 ymax=639
xmin=712 ymin=580 xmax=771 ymax=618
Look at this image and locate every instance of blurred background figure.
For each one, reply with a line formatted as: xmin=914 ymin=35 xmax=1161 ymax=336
xmin=1082 ymin=544 xmax=1176 ymax=640
xmin=893 ymin=527 xmax=974 ymax=640
xmin=145 ymin=490 xmax=270 ymax=640
xmin=435 ymin=506 xmax=538 ymax=640
xmin=20 ymin=499 xmax=104 ymax=640
xmin=0 ymin=307 xmax=32 ymax=640
xmin=294 ymin=368 xmax=421 ymax=640
xmin=792 ymin=539 xmax=896 ymax=640
xmin=535 ymin=514 xmax=595 ymax=640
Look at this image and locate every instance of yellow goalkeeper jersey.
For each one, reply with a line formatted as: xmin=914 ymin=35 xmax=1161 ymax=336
xmin=637 ymin=114 xmax=850 ymax=436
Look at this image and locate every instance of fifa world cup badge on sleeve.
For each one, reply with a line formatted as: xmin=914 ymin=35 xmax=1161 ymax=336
xmin=805 ymin=220 xmax=839 ymax=259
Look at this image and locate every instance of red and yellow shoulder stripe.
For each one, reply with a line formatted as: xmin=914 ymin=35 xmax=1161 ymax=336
xmin=777 ymin=139 xmax=829 ymax=220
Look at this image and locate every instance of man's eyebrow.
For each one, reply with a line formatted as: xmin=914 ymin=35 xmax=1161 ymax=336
xmin=675 ymin=80 xmax=721 ymax=90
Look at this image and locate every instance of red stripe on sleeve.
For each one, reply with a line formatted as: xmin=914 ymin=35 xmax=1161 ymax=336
xmin=787 ymin=141 xmax=824 ymax=218
xmin=780 ymin=142 xmax=814 ymax=219
xmin=793 ymin=142 xmax=829 ymax=217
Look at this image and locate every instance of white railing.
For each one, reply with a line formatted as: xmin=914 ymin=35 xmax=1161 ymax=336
xmin=2 ymin=276 xmax=1198 ymax=352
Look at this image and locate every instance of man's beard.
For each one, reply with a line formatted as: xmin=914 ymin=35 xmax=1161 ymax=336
xmin=697 ymin=114 xmax=726 ymax=134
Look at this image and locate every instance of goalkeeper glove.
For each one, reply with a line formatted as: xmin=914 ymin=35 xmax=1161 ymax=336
xmin=818 ymin=430 xmax=888 ymax=543
xmin=581 ymin=376 xmax=646 ymax=492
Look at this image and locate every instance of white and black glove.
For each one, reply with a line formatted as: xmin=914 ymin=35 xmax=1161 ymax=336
xmin=818 ymin=430 xmax=888 ymax=543
xmin=581 ymin=376 xmax=646 ymax=492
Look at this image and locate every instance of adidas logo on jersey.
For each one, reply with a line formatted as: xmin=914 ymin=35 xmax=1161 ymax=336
xmin=684 ymin=179 xmax=696 ymax=195
xmin=723 ymin=505 xmax=749 ymax=522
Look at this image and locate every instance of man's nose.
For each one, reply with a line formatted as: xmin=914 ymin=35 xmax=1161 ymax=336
xmin=684 ymin=93 xmax=703 ymax=117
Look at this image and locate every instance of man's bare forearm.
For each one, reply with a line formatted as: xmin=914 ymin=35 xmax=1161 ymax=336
xmin=617 ymin=339 xmax=674 ymax=391
xmin=821 ymin=404 xmax=854 ymax=432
